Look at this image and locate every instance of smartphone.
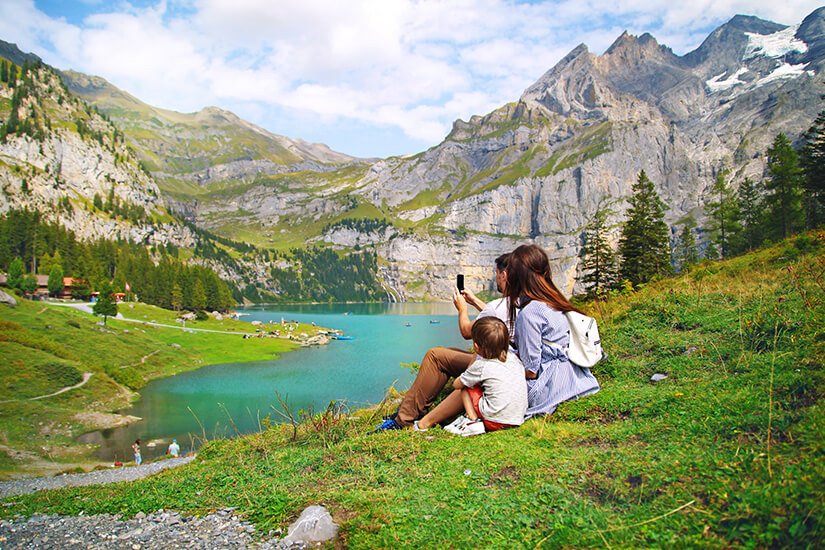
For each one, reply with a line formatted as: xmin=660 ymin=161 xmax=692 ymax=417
xmin=456 ymin=274 xmax=464 ymax=291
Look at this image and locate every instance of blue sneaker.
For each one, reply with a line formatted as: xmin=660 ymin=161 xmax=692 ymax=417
xmin=371 ymin=416 xmax=403 ymax=433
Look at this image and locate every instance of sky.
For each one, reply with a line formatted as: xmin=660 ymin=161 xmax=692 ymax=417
xmin=0 ymin=1 xmax=822 ymax=158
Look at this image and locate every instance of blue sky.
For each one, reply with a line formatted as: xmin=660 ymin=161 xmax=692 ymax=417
xmin=1 ymin=0 xmax=822 ymax=158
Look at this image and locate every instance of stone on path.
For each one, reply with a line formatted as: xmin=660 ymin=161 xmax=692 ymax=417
xmin=284 ymin=505 xmax=339 ymax=543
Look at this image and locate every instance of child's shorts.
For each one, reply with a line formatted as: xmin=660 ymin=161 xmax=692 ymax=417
xmin=466 ymin=386 xmax=518 ymax=432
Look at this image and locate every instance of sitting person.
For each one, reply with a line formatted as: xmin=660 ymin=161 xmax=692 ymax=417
xmin=414 ymin=317 xmax=527 ymax=436
xmin=373 ymin=253 xmax=512 ymax=431
xmin=504 ymin=244 xmax=600 ymax=417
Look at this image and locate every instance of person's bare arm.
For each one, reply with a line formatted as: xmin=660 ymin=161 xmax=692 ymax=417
xmin=461 ymin=288 xmax=486 ymax=312
xmin=453 ymin=288 xmax=474 ymax=340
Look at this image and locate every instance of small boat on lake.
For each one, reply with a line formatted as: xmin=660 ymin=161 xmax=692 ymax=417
xmin=404 ymin=322 xmax=412 ymax=327
xmin=429 ymin=320 xmax=440 ymax=324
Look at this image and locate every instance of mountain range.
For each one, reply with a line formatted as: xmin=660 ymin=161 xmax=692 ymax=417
xmin=2 ymin=7 xmax=824 ymax=301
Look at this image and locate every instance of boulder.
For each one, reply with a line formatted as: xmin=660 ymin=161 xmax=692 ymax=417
xmin=0 ymin=289 xmax=17 ymax=308
xmin=284 ymin=505 xmax=339 ymax=543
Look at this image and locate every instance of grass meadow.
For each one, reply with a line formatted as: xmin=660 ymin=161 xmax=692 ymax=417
xmin=1 ymin=233 xmax=823 ymax=548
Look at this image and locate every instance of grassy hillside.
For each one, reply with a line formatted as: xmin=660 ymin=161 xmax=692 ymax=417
xmin=2 ymin=234 xmax=824 ymax=548
xmin=0 ymin=300 xmax=319 ymax=478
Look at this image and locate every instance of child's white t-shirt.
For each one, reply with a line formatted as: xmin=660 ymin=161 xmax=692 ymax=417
xmin=459 ymin=352 xmax=527 ymax=426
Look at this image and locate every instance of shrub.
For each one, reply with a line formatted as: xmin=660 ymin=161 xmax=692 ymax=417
xmin=35 ymin=362 xmax=82 ymax=387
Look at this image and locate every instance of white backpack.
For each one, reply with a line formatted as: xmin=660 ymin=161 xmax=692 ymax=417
xmin=543 ymin=311 xmax=603 ymax=368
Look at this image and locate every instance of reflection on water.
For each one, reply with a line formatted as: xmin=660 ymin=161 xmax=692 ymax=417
xmin=79 ymin=303 xmax=469 ymax=462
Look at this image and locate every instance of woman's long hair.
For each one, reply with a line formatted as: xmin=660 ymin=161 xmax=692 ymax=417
xmin=505 ymin=244 xmax=581 ymax=329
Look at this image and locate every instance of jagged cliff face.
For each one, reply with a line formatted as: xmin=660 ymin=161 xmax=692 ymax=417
xmin=0 ymin=62 xmax=197 ymax=248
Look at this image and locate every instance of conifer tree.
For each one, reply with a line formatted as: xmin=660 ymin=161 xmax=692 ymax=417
xmin=93 ymin=281 xmax=117 ymax=325
xmin=618 ymin=171 xmax=672 ymax=286
xmin=579 ymin=205 xmax=617 ymax=296
xmin=21 ymin=273 xmax=37 ymax=295
xmin=738 ymin=177 xmax=765 ymax=251
xmin=171 ymin=284 xmax=183 ymax=311
xmin=1 ymin=60 xmax=8 ymax=83
xmin=47 ymin=264 xmax=64 ymax=296
xmin=705 ymin=170 xmax=742 ymax=259
xmin=801 ymin=109 xmax=825 ymax=227
xmin=674 ymin=220 xmax=699 ymax=271
xmin=7 ymin=256 xmax=24 ymax=290
xmin=765 ymin=133 xmax=804 ymax=240
xmin=191 ymin=279 xmax=207 ymax=311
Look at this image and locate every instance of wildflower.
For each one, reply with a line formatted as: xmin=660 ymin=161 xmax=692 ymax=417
xmin=674 ymin=392 xmax=684 ymax=397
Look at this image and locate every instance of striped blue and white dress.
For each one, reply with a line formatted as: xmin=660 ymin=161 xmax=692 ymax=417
xmin=514 ymin=300 xmax=600 ymax=418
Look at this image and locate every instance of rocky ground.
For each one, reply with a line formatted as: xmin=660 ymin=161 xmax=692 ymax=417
xmin=0 ymin=458 xmax=332 ymax=549
xmin=0 ymin=509 xmax=310 ymax=549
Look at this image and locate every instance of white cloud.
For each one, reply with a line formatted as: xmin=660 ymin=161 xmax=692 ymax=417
xmin=2 ymin=0 xmax=822 ymax=156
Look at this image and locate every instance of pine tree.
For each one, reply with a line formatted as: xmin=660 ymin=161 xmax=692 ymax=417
xmin=21 ymin=273 xmax=37 ymax=295
xmin=1 ymin=60 xmax=8 ymax=84
xmin=738 ymin=177 xmax=765 ymax=251
xmin=618 ymin=171 xmax=672 ymax=286
xmin=800 ymin=109 xmax=825 ymax=227
xmin=191 ymin=279 xmax=207 ymax=311
xmin=705 ymin=170 xmax=742 ymax=259
xmin=7 ymin=256 xmax=24 ymax=290
xmin=674 ymin=220 xmax=699 ymax=271
xmin=579 ymin=206 xmax=617 ymax=296
xmin=93 ymin=281 xmax=117 ymax=325
xmin=171 ymin=284 xmax=183 ymax=312
xmin=765 ymin=133 xmax=804 ymax=240
xmin=47 ymin=264 xmax=64 ymax=296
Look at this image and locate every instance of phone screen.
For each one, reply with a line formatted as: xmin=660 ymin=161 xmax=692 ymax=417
xmin=456 ymin=274 xmax=464 ymax=291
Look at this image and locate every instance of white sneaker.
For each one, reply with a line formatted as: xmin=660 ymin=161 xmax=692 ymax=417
xmin=413 ymin=420 xmax=428 ymax=432
xmin=444 ymin=415 xmax=470 ymax=434
xmin=459 ymin=419 xmax=486 ymax=437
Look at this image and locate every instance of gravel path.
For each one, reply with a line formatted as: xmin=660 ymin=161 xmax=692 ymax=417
xmin=0 ymin=457 xmax=196 ymax=499
xmin=0 ymin=509 xmax=309 ymax=549
xmin=0 ymin=458 xmax=313 ymax=549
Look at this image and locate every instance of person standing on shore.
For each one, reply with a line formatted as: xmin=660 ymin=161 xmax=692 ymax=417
xmin=132 ymin=439 xmax=142 ymax=466
xmin=167 ymin=439 xmax=180 ymax=458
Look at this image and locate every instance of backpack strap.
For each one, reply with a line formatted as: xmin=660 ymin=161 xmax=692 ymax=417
xmin=541 ymin=339 xmax=567 ymax=354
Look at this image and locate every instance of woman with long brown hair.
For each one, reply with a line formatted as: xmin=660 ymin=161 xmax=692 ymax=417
xmin=505 ymin=244 xmax=600 ymax=417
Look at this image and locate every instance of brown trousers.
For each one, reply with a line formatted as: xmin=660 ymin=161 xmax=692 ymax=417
xmin=395 ymin=347 xmax=476 ymax=427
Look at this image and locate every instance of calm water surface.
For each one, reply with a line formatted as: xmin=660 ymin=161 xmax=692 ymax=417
xmin=79 ymin=303 xmax=468 ymax=462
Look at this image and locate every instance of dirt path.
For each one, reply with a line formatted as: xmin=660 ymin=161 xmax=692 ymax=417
xmin=0 ymin=373 xmax=94 ymax=404
xmin=29 ymin=372 xmax=93 ymax=401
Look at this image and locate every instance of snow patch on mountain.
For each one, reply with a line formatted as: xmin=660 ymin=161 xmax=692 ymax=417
xmin=758 ymin=62 xmax=814 ymax=85
xmin=744 ymin=25 xmax=808 ymax=59
xmin=705 ymin=67 xmax=749 ymax=92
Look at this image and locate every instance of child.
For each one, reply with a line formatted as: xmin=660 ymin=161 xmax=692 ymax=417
xmin=415 ymin=317 xmax=527 ymax=436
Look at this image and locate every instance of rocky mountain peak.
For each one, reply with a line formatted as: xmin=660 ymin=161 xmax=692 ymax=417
xmin=604 ymin=30 xmax=673 ymax=63
xmin=797 ymin=7 xmax=825 ymax=63
xmin=0 ymin=39 xmax=42 ymax=68
xmin=683 ymin=14 xmax=786 ymax=76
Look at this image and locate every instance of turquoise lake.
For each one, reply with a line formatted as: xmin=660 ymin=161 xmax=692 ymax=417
xmin=78 ymin=303 xmax=469 ymax=462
